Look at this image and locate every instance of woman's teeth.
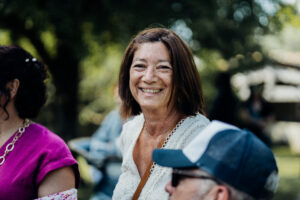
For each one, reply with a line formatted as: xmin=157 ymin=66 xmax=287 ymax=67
xmin=142 ymin=89 xmax=160 ymax=93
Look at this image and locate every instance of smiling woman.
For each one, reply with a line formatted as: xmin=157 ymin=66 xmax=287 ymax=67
xmin=113 ymin=28 xmax=209 ymax=200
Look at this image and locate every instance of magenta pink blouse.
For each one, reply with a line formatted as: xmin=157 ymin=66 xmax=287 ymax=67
xmin=0 ymin=123 xmax=80 ymax=200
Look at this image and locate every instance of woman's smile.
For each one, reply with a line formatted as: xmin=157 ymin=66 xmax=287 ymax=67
xmin=139 ymin=88 xmax=163 ymax=96
xmin=141 ymin=88 xmax=161 ymax=93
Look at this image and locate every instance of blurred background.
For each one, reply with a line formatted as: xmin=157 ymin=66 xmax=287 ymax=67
xmin=1 ymin=0 xmax=300 ymax=199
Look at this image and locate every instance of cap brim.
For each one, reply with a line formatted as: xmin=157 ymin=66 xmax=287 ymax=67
xmin=152 ymin=149 xmax=195 ymax=168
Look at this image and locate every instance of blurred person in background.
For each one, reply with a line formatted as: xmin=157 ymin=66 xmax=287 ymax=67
xmin=69 ymin=86 xmax=123 ymax=200
xmin=240 ymin=84 xmax=275 ymax=146
xmin=0 ymin=45 xmax=80 ymax=200
xmin=112 ymin=27 xmax=209 ymax=200
xmin=89 ymin=109 xmax=123 ymax=200
xmin=209 ymin=72 xmax=239 ymax=126
xmin=153 ymin=120 xmax=279 ymax=200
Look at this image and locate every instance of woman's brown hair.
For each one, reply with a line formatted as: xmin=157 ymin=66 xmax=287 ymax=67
xmin=118 ymin=28 xmax=205 ymax=119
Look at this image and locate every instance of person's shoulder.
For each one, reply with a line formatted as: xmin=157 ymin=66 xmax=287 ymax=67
xmin=119 ymin=114 xmax=143 ymax=147
xmin=185 ymin=113 xmax=210 ymax=125
xmin=173 ymin=113 xmax=210 ymax=137
xmin=27 ymin=123 xmax=67 ymax=147
xmin=109 ymin=109 xmax=120 ymax=116
xmin=105 ymin=109 xmax=121 ymax=120
xmin=123 ymin=113 xmax=143 ymax=128
xmin=171 ymin=114 xmax=210 ymax=148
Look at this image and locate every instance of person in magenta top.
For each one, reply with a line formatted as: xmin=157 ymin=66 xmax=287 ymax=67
xmin=0 ymin=45 xmax=80 ymax=199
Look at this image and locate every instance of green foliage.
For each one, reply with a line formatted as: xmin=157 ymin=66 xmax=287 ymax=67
xmin=40 ymin=30 xmax=58 ymax=58
xmin=78 ymin=43 xmax=122 ymax=126
xmin=274 ymin=6 xmax=300 ymax=27
xmin=196 ymin=49 xmax=223 ymax=110
xmin=0 ymin=29 xmax=11 ymax=44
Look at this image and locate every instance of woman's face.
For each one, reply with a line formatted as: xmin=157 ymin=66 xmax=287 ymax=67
xmin=129 ymin=42 xmax=173 ymax=112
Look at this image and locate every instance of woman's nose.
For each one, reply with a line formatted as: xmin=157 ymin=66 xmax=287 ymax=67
xmin=165 ymin=181 xmax=175 ymax=196
xmin=142 ymin=67 xmax=156 ymax=83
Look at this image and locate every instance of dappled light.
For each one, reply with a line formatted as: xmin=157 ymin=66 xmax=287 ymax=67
xmin=1 ymin=0 xmax=300 ymax=199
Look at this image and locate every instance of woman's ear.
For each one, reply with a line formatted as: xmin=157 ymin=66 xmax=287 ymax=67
xmin=6 ymin=79 xmax=20 ymax=99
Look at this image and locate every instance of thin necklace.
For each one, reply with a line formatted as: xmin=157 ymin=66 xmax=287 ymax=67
xmin=0 ymin=119 xmax=31 ymax=166
xmin=150 ymin=117 xmax=185 ymax=173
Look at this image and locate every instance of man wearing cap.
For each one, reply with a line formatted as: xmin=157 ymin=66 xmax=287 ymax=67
xmin=152 ymin=121 xmax=279 ymax=200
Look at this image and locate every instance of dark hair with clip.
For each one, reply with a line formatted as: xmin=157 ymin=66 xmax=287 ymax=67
xmin=0 ymin=45 xmax=47 ymax=119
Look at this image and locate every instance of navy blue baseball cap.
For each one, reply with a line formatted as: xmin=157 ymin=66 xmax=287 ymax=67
xmin=152 ymin=120 xmax=279 ymax=199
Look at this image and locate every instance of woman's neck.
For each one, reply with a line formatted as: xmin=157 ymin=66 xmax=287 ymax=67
xmin=0 ymin=111 xmax=24 ymax=147
xmin=142 ymin=108 xmax=184 ymax=138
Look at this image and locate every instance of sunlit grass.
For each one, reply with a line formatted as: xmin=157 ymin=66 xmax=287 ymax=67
xmin=276 ymin=156 xmax=300 ymax=178
xmin=273 ymin=145 xmax=300 ymax=200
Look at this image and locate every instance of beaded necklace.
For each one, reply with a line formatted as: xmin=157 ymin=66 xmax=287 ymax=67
xmin=150 ymin=118 xmax=185 ymax=173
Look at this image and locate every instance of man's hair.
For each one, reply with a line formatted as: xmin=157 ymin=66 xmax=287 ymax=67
xmin=118 ymin=27 xmax=205 ymax=119
xmin=194 ymin=170 xmax=254 ymax=200
xmin=227 ymin=184 xmax=255 ymax=200
xmin=198 ymin=169 xmax=277 ymax=200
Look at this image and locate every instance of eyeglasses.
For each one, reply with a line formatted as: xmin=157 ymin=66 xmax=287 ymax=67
xmin=171 ymin=169 xmax=222 ymax=187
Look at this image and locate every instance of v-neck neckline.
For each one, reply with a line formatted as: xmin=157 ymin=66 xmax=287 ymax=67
xmin=0 ymin=130 xmax=19 ymax=155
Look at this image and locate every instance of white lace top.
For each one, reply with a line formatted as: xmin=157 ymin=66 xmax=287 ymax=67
xmin=113 ymin=113 xmax=209 ymax=200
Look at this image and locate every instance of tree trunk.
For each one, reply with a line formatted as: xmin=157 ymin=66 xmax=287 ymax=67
xmin=50 ymin=44 xmax=79 ymax=141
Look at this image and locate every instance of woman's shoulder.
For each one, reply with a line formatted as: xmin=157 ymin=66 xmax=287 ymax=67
xmin=118 ymin=114 xmax=144 ymax=155
xmin=26 ymin=123 xmax=79 ymax=188
xmin=183 ymin=113 xmax=210 ymax=136
xmin=26 ymin=123 xmax=68 ymax=147
xmin=167 ymin=113 xmax=210 ymax=148
xmin=184 ymin=113 xmax=210 ymax=127
xmin=122 ymin=113 xmax=144 ymax=131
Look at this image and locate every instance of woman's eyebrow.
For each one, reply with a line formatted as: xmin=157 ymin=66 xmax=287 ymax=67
xmin=157 ymin=59 xmax=170 ymax=63
xmin=132 ymin=58 xmax=147 ymax=62
xmin=132 ymin=58 xmax=170 ymax=64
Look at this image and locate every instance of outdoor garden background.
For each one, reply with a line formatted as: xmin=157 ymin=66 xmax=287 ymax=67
xmin=1 ymin=0 xmax=300 ymax=199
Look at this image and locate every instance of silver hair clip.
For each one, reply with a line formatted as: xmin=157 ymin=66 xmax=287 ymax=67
xmin=25 ymin=58 xmax=37 ymax=63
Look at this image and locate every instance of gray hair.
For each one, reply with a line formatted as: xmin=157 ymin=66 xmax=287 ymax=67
xmin=227 ymin=184 xmax=255 ymax=200
xmin=197 ymin=170 xmax=277 ymax=200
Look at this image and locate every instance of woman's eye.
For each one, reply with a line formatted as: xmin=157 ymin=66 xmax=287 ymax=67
xmin=134 ymin=64 xmax=145 ymax=68
xmin=158 ymin=65 xmax=172 ymax=70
